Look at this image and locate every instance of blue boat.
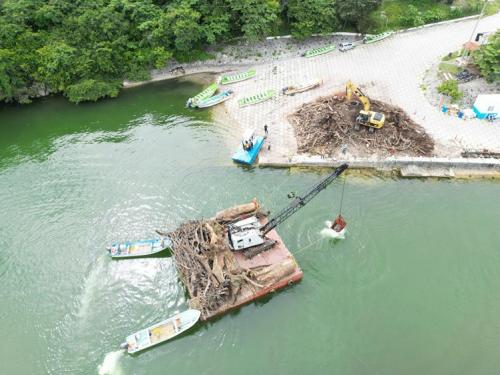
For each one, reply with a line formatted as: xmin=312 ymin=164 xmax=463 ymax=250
xmin=107 ymin=237 xmax=172 ymax=259
xmin=232 ymin=129 xmax=265 ymax=165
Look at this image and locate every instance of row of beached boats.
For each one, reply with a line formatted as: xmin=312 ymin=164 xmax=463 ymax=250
xmin=185 ymin=69 xmax=256 ymax=108
xmin=301 ymin=31 xmax=394 ymax=57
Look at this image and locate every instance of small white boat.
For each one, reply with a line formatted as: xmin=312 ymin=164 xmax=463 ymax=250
xmin=121 ymin=309 xmax=201 ymax=354
xmin=320 ymin=221 xmax=346 ymax=239
xmin=106 ymin=237 xmax=172 ymax=259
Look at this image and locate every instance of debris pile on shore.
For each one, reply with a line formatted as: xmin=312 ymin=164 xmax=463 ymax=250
xmin=160 ymin=201 xmax=295 ymax=320
xmin=288 ymin=95 xmax=434 ymax=157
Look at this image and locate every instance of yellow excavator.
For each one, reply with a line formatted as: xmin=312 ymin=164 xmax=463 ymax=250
xmin=345 ymin=80 xmax=385 ymax=132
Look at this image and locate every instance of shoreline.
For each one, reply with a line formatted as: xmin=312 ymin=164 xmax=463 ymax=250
xmin=258 ymin=154 xmax=500 ymax=179
xmin=120 ymin=14 xmax=500 ymax=180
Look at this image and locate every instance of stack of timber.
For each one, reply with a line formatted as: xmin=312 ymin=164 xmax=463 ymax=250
xmin=158 ymin=200 xmax=302 ymax=320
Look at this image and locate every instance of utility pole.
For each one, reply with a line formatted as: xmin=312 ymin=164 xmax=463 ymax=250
xmin=461 ymin=0 xmax=491 ymax=64
xmin=467 ymin=0 xmax=490 ymax=44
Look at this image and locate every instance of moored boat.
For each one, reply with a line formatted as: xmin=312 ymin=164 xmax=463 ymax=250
xmin=218 ymin=69 xmax=256 ymax=85
xmin=302 ymin=45 xmax=336 ymax=58
xmin=232 ymin=129 xmax=265 ymax=165
xmin=120 ymin=309 xmax=201 ymax=354
xmin=282 ymin=80 xmax=322 ymax=96
xmin=186 ymin=83 xmax=218 ymax=108
xmin=107 ymin=237 xmax=172 ymax=259
xmin=238 ymin=89 xmax=276 ymax=107
xmin=195 ymin=90 xmax=233 ymax=108
xmin=363 ymin=31 xmax=394 ymax=44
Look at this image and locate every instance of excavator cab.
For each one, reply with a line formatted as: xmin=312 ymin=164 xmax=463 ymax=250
xmin=356 ymin=110 xmax=385 ymax=132
xmin=346 ymin=80 xmax=385 ymax=132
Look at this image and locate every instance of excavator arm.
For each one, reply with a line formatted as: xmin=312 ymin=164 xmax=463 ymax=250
xmin=346 ymin=80 xmax=370 ymax=112
xmin=345 ymin=80 xmax=385 ymax=130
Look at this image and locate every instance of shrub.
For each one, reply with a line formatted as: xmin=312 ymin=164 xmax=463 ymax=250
xmin=437 ymin=80 xmax=463 ymax=102
xmin=65 ymin=79 xmax=120 ymax=103
xmin=474 ymin=30 xmax=500 ymax=82
xmin=423 ymin=9 xmax=446 ymax=23
xmin=398 ymin=5 xmax=424 ymax=27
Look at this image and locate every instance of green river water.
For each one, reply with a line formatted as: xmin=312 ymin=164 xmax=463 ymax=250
xmin=1 ymin=79 xmax=500 ymax=375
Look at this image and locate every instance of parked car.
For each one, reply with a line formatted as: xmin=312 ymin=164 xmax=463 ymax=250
xmin=338 ymin=42 xmax=355 ymax=52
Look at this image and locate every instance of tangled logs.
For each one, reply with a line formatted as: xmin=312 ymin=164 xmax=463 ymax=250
xmin=158 ymin=201 xmax=294 ymax=320
xmin=288 ymin=95 xmax=434 ymax=157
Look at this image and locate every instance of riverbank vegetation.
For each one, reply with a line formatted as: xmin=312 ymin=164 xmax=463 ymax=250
xmin=0 ymin=0 xmax=496 ymax=104
xmin=474 ymin=30 xmax=500 ymax=82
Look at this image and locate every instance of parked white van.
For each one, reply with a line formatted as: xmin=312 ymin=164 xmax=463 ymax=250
xmin=339 ymin=42 xmax=355 ymax=52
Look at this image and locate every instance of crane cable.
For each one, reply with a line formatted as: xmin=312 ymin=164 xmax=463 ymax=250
xmin=338 ymin=175 xmax=347 ymax=216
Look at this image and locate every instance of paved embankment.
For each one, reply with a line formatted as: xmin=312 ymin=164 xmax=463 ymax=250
xmin=259 ymin=154 xmax=500 ymax=178
xmin=217 ymin=13 xmax=500 ymax=164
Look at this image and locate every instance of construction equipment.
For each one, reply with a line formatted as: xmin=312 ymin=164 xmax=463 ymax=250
xmin=227 ymin=164 xmax=348 ymax=256
xmin=345 ymin=80 xmax=385 ymax=132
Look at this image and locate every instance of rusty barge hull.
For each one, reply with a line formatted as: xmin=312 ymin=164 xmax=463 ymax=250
xmin=201 ymin=227 xmax=303 ymax=321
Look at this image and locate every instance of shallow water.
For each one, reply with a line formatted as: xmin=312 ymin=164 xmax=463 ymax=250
xmin=1 ymin=79 xmax=500 ymax=375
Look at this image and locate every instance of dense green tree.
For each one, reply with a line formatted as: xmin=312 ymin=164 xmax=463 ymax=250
xmin=287 ymin=0 xmax=337 ymax=38
xmin=230 ymin=0 xmax=279 ymax=41
xmin=474 ymin=30 xmax=500 ymax=82
xmin=335 ymin=0 xmax=382 ymax=30
xmin=398 ymin=5 xmax=424 ymax=27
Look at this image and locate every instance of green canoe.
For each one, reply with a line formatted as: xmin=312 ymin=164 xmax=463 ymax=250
xmin=218 ymin=69 xmax=256 ymax=85
xmin=238 ymin=89 xmax=276 ymax=108
xmin=186 ymin=83 xmax=218 ymax=107
xmin=363 ymin=31 xmax=394 ymax=44
xmin=302 ymin=45 xmax=336 ymax=58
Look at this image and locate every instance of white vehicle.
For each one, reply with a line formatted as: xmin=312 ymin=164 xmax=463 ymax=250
xmin=338 ymin=42 xmax=355 ymax=52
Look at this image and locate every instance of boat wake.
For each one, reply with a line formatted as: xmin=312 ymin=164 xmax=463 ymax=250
xmin=320 ymin=221 xmax=346 ymax=240
xmin=98 ymin=350 xmax=124 ymax=375
xmin=77 ymin=255 xmax=106 ymax=321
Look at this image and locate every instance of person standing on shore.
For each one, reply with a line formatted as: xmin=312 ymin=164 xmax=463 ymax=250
xmin=264 ymin=125 xmax=268 ymax=137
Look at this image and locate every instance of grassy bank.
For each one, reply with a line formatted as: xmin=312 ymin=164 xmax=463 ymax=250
xmin=365 ymin=0 xmax=500 ymax=33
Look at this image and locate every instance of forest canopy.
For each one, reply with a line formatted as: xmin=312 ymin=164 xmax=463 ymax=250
xmin=0 ymin=0 xmax=493 ymax=103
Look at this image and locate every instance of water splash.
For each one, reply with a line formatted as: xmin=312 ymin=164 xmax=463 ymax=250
xmin=320 ymin=221 xmax=346 ymax=240
xmin=98 ymin=350 xmax=124 ymax=375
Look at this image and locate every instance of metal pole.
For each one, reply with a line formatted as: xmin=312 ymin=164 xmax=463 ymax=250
xmin=467 ymin=0 xmax=489 ymax=44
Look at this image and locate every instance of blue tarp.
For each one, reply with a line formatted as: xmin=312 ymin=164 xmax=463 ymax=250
xmin=232 ymin=136 xmax=265 ymax=165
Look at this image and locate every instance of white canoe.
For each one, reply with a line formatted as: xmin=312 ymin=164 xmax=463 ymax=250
xmin=321 ymin=221 xmax=346 ymax=239
xmin=121 ymin=309 xmax=201 ymax=354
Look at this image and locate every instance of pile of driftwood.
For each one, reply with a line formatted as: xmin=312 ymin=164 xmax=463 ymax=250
xmin=288 ymin=95 xmax=434 ymax=157
xmin=159 ymin=201 xmax=296 ymax=320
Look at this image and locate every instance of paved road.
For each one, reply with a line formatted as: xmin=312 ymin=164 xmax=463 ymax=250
xmin=220 ymin=13 xmax=500 ymax=159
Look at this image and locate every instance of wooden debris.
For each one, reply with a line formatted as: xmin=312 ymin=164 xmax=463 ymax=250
xmin=288 ymin=95 xmax=434 ymax=157
xmin=160 ymin=201 xmax=294 ymax=320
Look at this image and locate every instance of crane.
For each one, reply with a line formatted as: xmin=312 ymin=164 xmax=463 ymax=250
xmin=345 ymin=80 xmax=385 ymax=132
xmin=227 ymin=164 xmax=348 ymax=256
